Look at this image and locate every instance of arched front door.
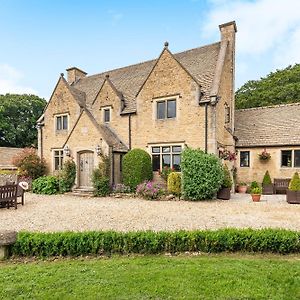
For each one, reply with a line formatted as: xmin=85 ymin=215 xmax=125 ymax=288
xmin=79 ymin=151 xmax=94 ymax=188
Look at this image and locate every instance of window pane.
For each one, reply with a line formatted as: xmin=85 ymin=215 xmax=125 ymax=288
xmin=56 ymin=116 xmax=61 ymax=130
xmin=295 ymin=150 xmax=300 ymax=168
xmin=172 ymin=146 xmax=182 ymax=153
xmin=157 ymin=101 xmax=165 ymax=119
xmin=54 ymin=150 xmax=59 ymax=156
xmin=162 ymin=154 xmax=171 ymax=167
xmin=152 ymin=147 xmax=160 ymax=153
xmin=281 ymin=150 xmax=292 ymax=167
xmin=172 ymin=154 xmax=181 ymax=171
xmin=54 ymin=157 xmax=60 ymax=170
xmin=152 ymin=155 xmax=160 ymax=171
xmin=162 ymin=146 xmax=170 ymax=153
xmin=240 ymin=151 xmax=250 ymax=167
xmin=62 ymin=116 xmax=68 ymax=130
xmin=104 ymin=109 xmax=110 ymax=122
xmin=167 ymin=100 xmax=176 ymax=118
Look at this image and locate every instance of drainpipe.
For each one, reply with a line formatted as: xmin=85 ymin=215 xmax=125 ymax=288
xmin=37 ymin=123 xmax=44 ymax=159
xmin=205 ymin=103 xmax=208 ymax=153
xmin=109 ymin=146 xmax=114 ymax=186
xmin=128 ymin=114 xmax=132 ymax=150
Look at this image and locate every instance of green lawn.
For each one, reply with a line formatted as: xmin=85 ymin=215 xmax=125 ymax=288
xmin=0 ymin=255 xmax=299 ymax=299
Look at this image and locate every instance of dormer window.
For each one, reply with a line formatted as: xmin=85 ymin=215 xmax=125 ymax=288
xmin=104 ymin=108 xmax=110 ymax=123
xmin=156 ymin=99 xmax=176 ymax=120
xmin=55 ymin=114 xmax=68 ymax=131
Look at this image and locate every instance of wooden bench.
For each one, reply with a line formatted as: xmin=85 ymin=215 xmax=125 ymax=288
xmin=0 ymin=185 xmax=18 ymax=209
xmin=5 ymin=181 xmax=24 ymax=206
xmin=274 ymin=178 xmax=291 ymax=194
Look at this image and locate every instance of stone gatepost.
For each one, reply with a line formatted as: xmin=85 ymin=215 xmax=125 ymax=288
xmin=0 ymin=231 xmax=17 ymax=259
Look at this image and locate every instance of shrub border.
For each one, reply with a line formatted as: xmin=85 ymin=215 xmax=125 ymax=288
xmin=10 ymin=228 xmax=300 ymax=257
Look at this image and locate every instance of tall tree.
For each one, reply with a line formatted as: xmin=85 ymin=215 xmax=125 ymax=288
xmin=0 ymin=94 xmax=46 ymax=148
xmin=236 ymin=64 xmax=300 ymax=109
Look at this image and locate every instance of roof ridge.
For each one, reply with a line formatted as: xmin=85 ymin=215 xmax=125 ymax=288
xmin=78 ymin=41 xmax=221 ymax=81
xmin=236 ymin=102 xmax=300 ymax=112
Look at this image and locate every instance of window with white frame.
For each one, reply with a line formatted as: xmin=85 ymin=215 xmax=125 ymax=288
xmin=151 ymin=145 xmax=182 ymax=171
xmin=55 ymin=114 xmax=68 ymax=131
xmin=281 ymin=150 xmax=300 ymax=168
xmin=54 ymin=150 xmax=64 ymax=171
xmin=156 ymin=99 xmax=176 ymax=120
xmin=104 ymin=108 xmax=110 ymax=123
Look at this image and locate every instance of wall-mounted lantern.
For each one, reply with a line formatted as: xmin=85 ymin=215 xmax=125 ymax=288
xmin=96 ymin=145 xmax=102 ymax=156
xmin=64 ymin=145 xmax=70 ymax=157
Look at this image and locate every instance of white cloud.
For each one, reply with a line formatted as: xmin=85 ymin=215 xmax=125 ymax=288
xmin=201 ymin=0 xmax=300 ymax=86
xmin=0 ymin=64 xmax=37 ymax=95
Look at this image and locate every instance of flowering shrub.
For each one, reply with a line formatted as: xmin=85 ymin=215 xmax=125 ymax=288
xmin=159 ymin=166 xmax=174 ymax=181
xmin=258 ymin=149 xmax=271 ymax=161
xmin=112 ymin=183 xmax=131 ymax=193
xmin=219 ymin=149 xmax=236 ymax=161
xmin=136 ymin=181 xmax=165 ymax=200
xmin=12 ymin=147 xmax=47 ymax=180
xmin=122 ymin=149 xmax=153 ymax=190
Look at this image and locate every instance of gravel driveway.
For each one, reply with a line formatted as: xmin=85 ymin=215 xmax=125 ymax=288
xmin=1 ymin=193 xmax=299 ymax=232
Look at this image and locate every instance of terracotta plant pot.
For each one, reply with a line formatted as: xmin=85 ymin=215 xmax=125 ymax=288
xmin=238 ymin=185 xmax=247 ymax=193
xmin=217 ymin=187 xmax=231 ymax=200
xmin=286 ymin=190 xmax=300 ymax=204
xmin=251 ymin=194 xmax=261 ymax=202
xmin=262 ymin=184 xmax=273 ymax=195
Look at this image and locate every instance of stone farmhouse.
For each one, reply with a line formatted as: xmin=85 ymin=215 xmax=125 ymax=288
xmin=37 ymin=20 xmax=300 ymax=189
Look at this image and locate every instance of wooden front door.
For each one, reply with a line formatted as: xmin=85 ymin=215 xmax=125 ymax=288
xmin=79 ymin=151 xmax=94 ymax=188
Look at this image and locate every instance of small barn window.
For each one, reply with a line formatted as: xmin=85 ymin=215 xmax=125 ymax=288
xmin=281 ymin=150 xmax=292 ymax=167
xmin=240 ymin=151 xmax=250 ymax=167
xmin=294 ymin=150 xmax=300 ymax=168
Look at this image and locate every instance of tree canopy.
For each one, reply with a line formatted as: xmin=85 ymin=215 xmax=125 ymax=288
xmin=0 ymin=94 xmax=46 ymax=148
xmin=236 ymin=64 xmax=300 ymax=109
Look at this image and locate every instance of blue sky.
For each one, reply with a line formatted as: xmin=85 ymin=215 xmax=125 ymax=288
xmin=0 ymin=0 xmax=299 ymax=99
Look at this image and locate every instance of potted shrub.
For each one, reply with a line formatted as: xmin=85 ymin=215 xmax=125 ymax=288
xmin=217 ymin=165 xmax=232 ymax=200
xmin=251 ymin=186 xmax=262 ymax=202
xmin=286 ymin=172 xmax=300 ymax=204
xmin=237 ymin=182 xmax=247 ymax=193
xmin=262 ymin=171 xmax=273 ymax=195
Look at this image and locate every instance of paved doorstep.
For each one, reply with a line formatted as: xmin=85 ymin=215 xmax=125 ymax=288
xmin=0 ymin=193 xmax=299 ymax=232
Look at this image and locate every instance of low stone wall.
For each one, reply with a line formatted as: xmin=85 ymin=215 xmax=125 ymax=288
xmin=0 ymin=174 xmax=18 ymax=186
xmin=0 ymin=147 xmax=23 ymax=170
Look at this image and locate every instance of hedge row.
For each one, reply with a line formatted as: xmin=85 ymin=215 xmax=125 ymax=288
xmin=11 ymin=229 xmax=300 ymax=257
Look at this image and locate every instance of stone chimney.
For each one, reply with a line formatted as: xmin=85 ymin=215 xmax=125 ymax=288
xmin=66 ymin=67 xmax=87 ymax=84
xmin=219 ymin=21 xmax=237 ymax=47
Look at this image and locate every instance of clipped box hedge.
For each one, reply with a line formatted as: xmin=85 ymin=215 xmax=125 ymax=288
xmin=11 ymin=228 xmax=300 ymax=257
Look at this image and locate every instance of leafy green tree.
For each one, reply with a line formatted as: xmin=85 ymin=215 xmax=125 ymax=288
xmin=236 ymin=64 xmax=300 ymax=109
xmin=0 ymin=94 xmax=46 ymax=147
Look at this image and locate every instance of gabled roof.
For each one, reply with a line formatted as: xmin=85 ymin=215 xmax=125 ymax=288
xmin=92 ymin=75 xmax=123 ymax=106
xmin=72 ymin=42 xmax=221 ymax=114
xmin=235 ymin=103 xmax=300 ymax=147
xmin=63 ymin=108 xmax=128 ymax=152
xmin=43 ymin=75 xmax=86 ymax=113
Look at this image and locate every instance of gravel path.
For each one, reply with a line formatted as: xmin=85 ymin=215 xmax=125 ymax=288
xmin=1 ymin=193 xmax=299 ymax=232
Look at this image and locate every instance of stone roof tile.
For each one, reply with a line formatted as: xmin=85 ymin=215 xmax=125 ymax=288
xmin=73 ymin=42 xmax=221 ymax=113
xmin=235 ymin=103 xmax=300 ymax=147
